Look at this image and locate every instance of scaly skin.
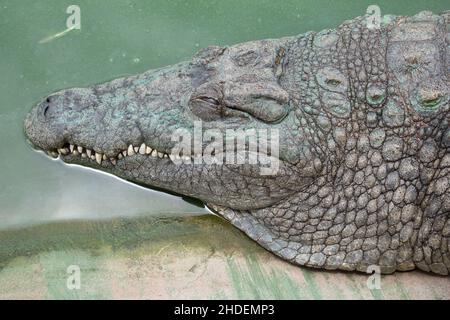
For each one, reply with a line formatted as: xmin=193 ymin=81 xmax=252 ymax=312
xmin=24 ymin=11 xmax=449 ymax=274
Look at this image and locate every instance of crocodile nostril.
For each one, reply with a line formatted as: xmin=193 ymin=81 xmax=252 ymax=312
xmin=43 ymin=105 xmax=50 ymax=117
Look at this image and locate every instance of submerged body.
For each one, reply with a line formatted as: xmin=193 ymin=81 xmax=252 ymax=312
xmin=25 ymin=11 xmax=449 ymax=274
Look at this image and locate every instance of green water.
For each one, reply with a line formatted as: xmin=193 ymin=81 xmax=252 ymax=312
xmin=0 ymin=0 xmax=448 ymax=299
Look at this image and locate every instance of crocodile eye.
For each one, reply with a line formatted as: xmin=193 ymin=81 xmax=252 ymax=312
xmin=189 ymin=97 xmax=222 ymax=121
xmin=198 ymin=96 xmax=220 ymax=106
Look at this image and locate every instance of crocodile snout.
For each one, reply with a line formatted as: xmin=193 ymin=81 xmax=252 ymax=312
xmin=25 ymin=88 xmax=98 ymax=152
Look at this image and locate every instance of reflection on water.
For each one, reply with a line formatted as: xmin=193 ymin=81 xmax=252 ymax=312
xmin=0 ymin=148 xmax=205 ymax=231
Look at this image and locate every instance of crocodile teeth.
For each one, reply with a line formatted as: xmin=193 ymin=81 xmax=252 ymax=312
xmin=61 ymin=142 xmax=173 ymax=163
xmin=95 ymin=153 xmax=102 ymax=164
xmin=127 ymin=145 xmax=135 ymax=156
xmin=139 ymin=143 xmax=146 ymax=155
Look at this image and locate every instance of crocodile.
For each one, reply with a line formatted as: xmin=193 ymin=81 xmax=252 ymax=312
xmin=24 ymin=11 xmax=449 ymax=275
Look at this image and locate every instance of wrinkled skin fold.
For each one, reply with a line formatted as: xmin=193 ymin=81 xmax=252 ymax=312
xmin=25 ymin=11 xmax=450 ymax=274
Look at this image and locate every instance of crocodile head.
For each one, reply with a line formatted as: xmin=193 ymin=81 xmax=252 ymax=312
xmin=24 ymin=37 xmax=309 ymax=211
xmin=25 ymin=11 xmax=450 ymax=275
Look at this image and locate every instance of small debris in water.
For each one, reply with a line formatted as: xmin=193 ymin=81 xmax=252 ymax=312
xmin=39 ymin=26 xmax=76 ymax=44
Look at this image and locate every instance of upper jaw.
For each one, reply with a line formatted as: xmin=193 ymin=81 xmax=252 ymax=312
xmin=52 ymin=141 xmax=173 ymax=166
xmin=24 ymin=99 xmax=179 ymax=166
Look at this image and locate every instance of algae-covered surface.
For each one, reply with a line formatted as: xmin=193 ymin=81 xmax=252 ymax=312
xmin=1 ymin=0 xmax=449 ymax=299
xmin=0 ymin=215 xmax=449 ymax=300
